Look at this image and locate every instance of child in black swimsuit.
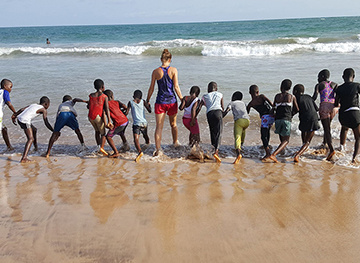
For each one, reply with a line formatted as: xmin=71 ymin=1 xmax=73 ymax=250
xmin=293 ymin=84 xmax=320 ymax=162
xmin=247 ymin=85 xmax=274 ymax=159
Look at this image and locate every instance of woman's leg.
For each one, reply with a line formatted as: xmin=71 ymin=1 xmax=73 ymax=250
xmin=154 ymin=113 xmax=166 ymax=155
xmin=169 ymin=113 xmax=178 ymax=145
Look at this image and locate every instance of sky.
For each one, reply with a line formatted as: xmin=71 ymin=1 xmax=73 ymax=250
xmin=1 ymin=0 xmax=360 ymax=27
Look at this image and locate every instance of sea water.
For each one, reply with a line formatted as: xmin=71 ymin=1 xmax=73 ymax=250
xmin=0 ymin=16 xmax=360 ymax=161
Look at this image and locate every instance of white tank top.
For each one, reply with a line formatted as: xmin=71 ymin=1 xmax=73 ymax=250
xmin=183 ymin=97 xmax=199 ymax=118
xmin=18 ymin=104 xmax=44 ymax=125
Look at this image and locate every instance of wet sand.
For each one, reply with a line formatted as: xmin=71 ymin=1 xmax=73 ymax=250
xmin=1 ymin=150 xmax=360 ymax=262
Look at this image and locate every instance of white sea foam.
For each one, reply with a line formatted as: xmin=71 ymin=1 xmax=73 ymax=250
xmin=294 ymin=37 xmax=318 ymax=44
xmin=2 ymin=39 xmax=360 ymax=57
xmin=0 ymin=46 xmax=149 ymax=56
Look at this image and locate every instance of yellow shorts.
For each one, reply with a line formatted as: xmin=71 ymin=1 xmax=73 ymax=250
xmin=88 ymin=115 xmax=105 ymax=135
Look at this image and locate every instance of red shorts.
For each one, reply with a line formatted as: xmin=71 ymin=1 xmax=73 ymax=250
xmin=182 ymin=117 xmax=200 ymax=134
xmin=155 ymin=103 xmax=178 ymax=115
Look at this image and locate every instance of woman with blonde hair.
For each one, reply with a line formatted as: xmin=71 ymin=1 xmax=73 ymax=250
xmin=146 ymin=49 xmax=183 ymax=156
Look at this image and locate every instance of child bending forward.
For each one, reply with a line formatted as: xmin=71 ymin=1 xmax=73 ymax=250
xmin=179 ymin=86 xmax=201 ymax=147
xmin=224 ymin=91 xmax=250 ymax=164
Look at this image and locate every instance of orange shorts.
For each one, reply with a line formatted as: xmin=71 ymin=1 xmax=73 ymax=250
xmin=155 ymin=103 xmax=178 ymax=116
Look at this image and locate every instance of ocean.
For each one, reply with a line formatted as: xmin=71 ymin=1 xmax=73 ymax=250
xmin=0 ymin=16 xmax=360 ymax=163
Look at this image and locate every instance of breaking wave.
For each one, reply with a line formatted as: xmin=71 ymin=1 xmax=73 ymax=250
xmin=1 ymin=37 xmax=360 ymax=57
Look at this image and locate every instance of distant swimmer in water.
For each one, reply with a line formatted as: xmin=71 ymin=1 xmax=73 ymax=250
xmin=46 ymin=38 xmax=51 ymax=44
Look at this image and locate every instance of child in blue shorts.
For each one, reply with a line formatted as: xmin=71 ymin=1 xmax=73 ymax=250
xmin=45 ymin=95 xmax=88 ymax=157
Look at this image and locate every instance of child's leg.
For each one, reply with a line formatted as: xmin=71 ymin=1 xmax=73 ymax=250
xmin=233 ymin=119 xmax=244 ymax=164
xmin=142 ymin=127 xmax=150 ymax=144
xmin=294 ymin=131 xmax=315 ymax=162
xmin=32 ymin=125 xmax=38 ymax=151
xmin=95 ymin=131 xmax=101 ymax=146
xmin=120 ymin=132 xmax=127 ymax=144
xmin=106 ymin=136 xmax=119 ymax=158
xmin=321 ymin=118 xmax=335 ymax=159
xmin=351 ymin=125 xmax=360 ymax=163
xmin=269 ymin=135 xmax=290 ymax=163
xmin=260 ymin=127 xmax=271 ymax=158
xmin=21 ymin=127 xmax=34 ymax=163
xmin=75 ymin=128 xmax=84 ymax=145
xmin=207 ymin=110 xmax=223 ymax=150
xmin=133 ymin=134 xmax=143 ymax=162
xmin=99 ymin=134 xmax=108 ymax=156
xmin=1 ymin=126 xmax=13 ymax=150
xmin=207 ymin=110 xmax=223 ymax=162
xmin=45 ymin=131 xmax=61 ymax=158
xmin=340 ymin=126 xmax=349 ymax=151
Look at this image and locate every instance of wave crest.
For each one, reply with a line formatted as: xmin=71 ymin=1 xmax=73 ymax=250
xmin=1 ymin=38 xmax=360 ymax=57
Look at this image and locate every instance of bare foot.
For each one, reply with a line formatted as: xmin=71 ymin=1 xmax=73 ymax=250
xmin=326 ymin=150 xmax=335 ymax=161
xmin=213 ymin=153 xmax=221 ymax=163
xmin=294 ymin=155 xmax=300 ymax=163
xmin=352 ymin=159 xmax=359 ymax=164
xmin=135 ymin=152 xmax=143 ymax=162
xmin=99 ymin=148 xmax=109 ymax=156
xmin=153 ymin=150 xmax=162 ymax=157
xmin=173 ymin=141 xmax=181 ymax=147
xmin=109 ymin=152 xmax=120 ymax=158
xmin=233 ymin=154 xmax=242 ymax=164
xmin=41 ymin=153 xmax=50 ymax=158
xmin=269 ymin=155 xmax=279 ymax=163
xmin=6 ymin=146 xmax=14 ymax=152
xmin=20 ymin=158 xmax=33 ymax=163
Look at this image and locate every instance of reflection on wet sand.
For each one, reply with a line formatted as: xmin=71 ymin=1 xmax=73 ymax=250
xmin=0 ymin=156 xmax=360 ymax=262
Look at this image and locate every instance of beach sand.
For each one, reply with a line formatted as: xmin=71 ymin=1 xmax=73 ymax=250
xmin=1 ymin=119 xmax=360 ymax=262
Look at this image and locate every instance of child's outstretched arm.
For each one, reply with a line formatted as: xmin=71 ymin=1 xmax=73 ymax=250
xmin=11 ymin=106 xmax=29 ymax=125
xmin=125 ymin=101 xmax=131 ymax=116
xmin=190 ymin=100 xmax=199 ymax=126
xmin=117 ymin=101 xmax=127 ymax=111
xmin=72 ymin=98 xmax=88 ymax=105
xmin=292 ymin=95 xmax=299 ymax=115
xmin=143 ymin=100 xmax=152 ymax=113
xmin=222 ymin=104 xmax=231 ymax=118
xmin=178 ymin=97 xmax=186 ymax=111
xmin=246 ymin=100 xmax=253 ymax=114
xmin=103 ymin=96 xmax=113 ymax=129
xmin=261 ymin=94 xmax=274 ymax=107
xmin=37 ymin=108 xmax=54 ymax=132
xmin=5 ymin=101 xmax=16 ymax=114
xmin=195 ymin=100 xmax=204 ymax=117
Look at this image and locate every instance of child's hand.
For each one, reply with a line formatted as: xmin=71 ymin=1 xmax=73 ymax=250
xmin=190 ymin=119 xmax=196 ymax=127
xmin=107 ymin=123 xmax=114 ymax=130
xmin=11 ymin=114 xmax=17 ymax=125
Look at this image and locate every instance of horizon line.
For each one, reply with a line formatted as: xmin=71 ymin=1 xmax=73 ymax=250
xmin=0 ymin=15 xmax=358 ymax=29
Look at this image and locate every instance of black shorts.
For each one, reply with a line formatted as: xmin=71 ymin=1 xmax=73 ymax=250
xmin=339 ymin=110 xmax=360 ymax=129
xmin=299 ymin=119 xmax=320 ymax=132
xmin=18 ymin=120 xmax=33 ymax=130
xmin=132 ymin=124 xmax=148 ymax=135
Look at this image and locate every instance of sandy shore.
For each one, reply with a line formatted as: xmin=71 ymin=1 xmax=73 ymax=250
xmin=0 ymin=150 xmax=360 ymax=262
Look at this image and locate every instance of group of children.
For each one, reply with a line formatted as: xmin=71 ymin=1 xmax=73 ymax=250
xmin=2 ymin=78 xmax=150 ymax=163
xmin=179 ymin=68 xmax=360 ymax=164
xmin=1 ymin=67 xmax=360 ymax=164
